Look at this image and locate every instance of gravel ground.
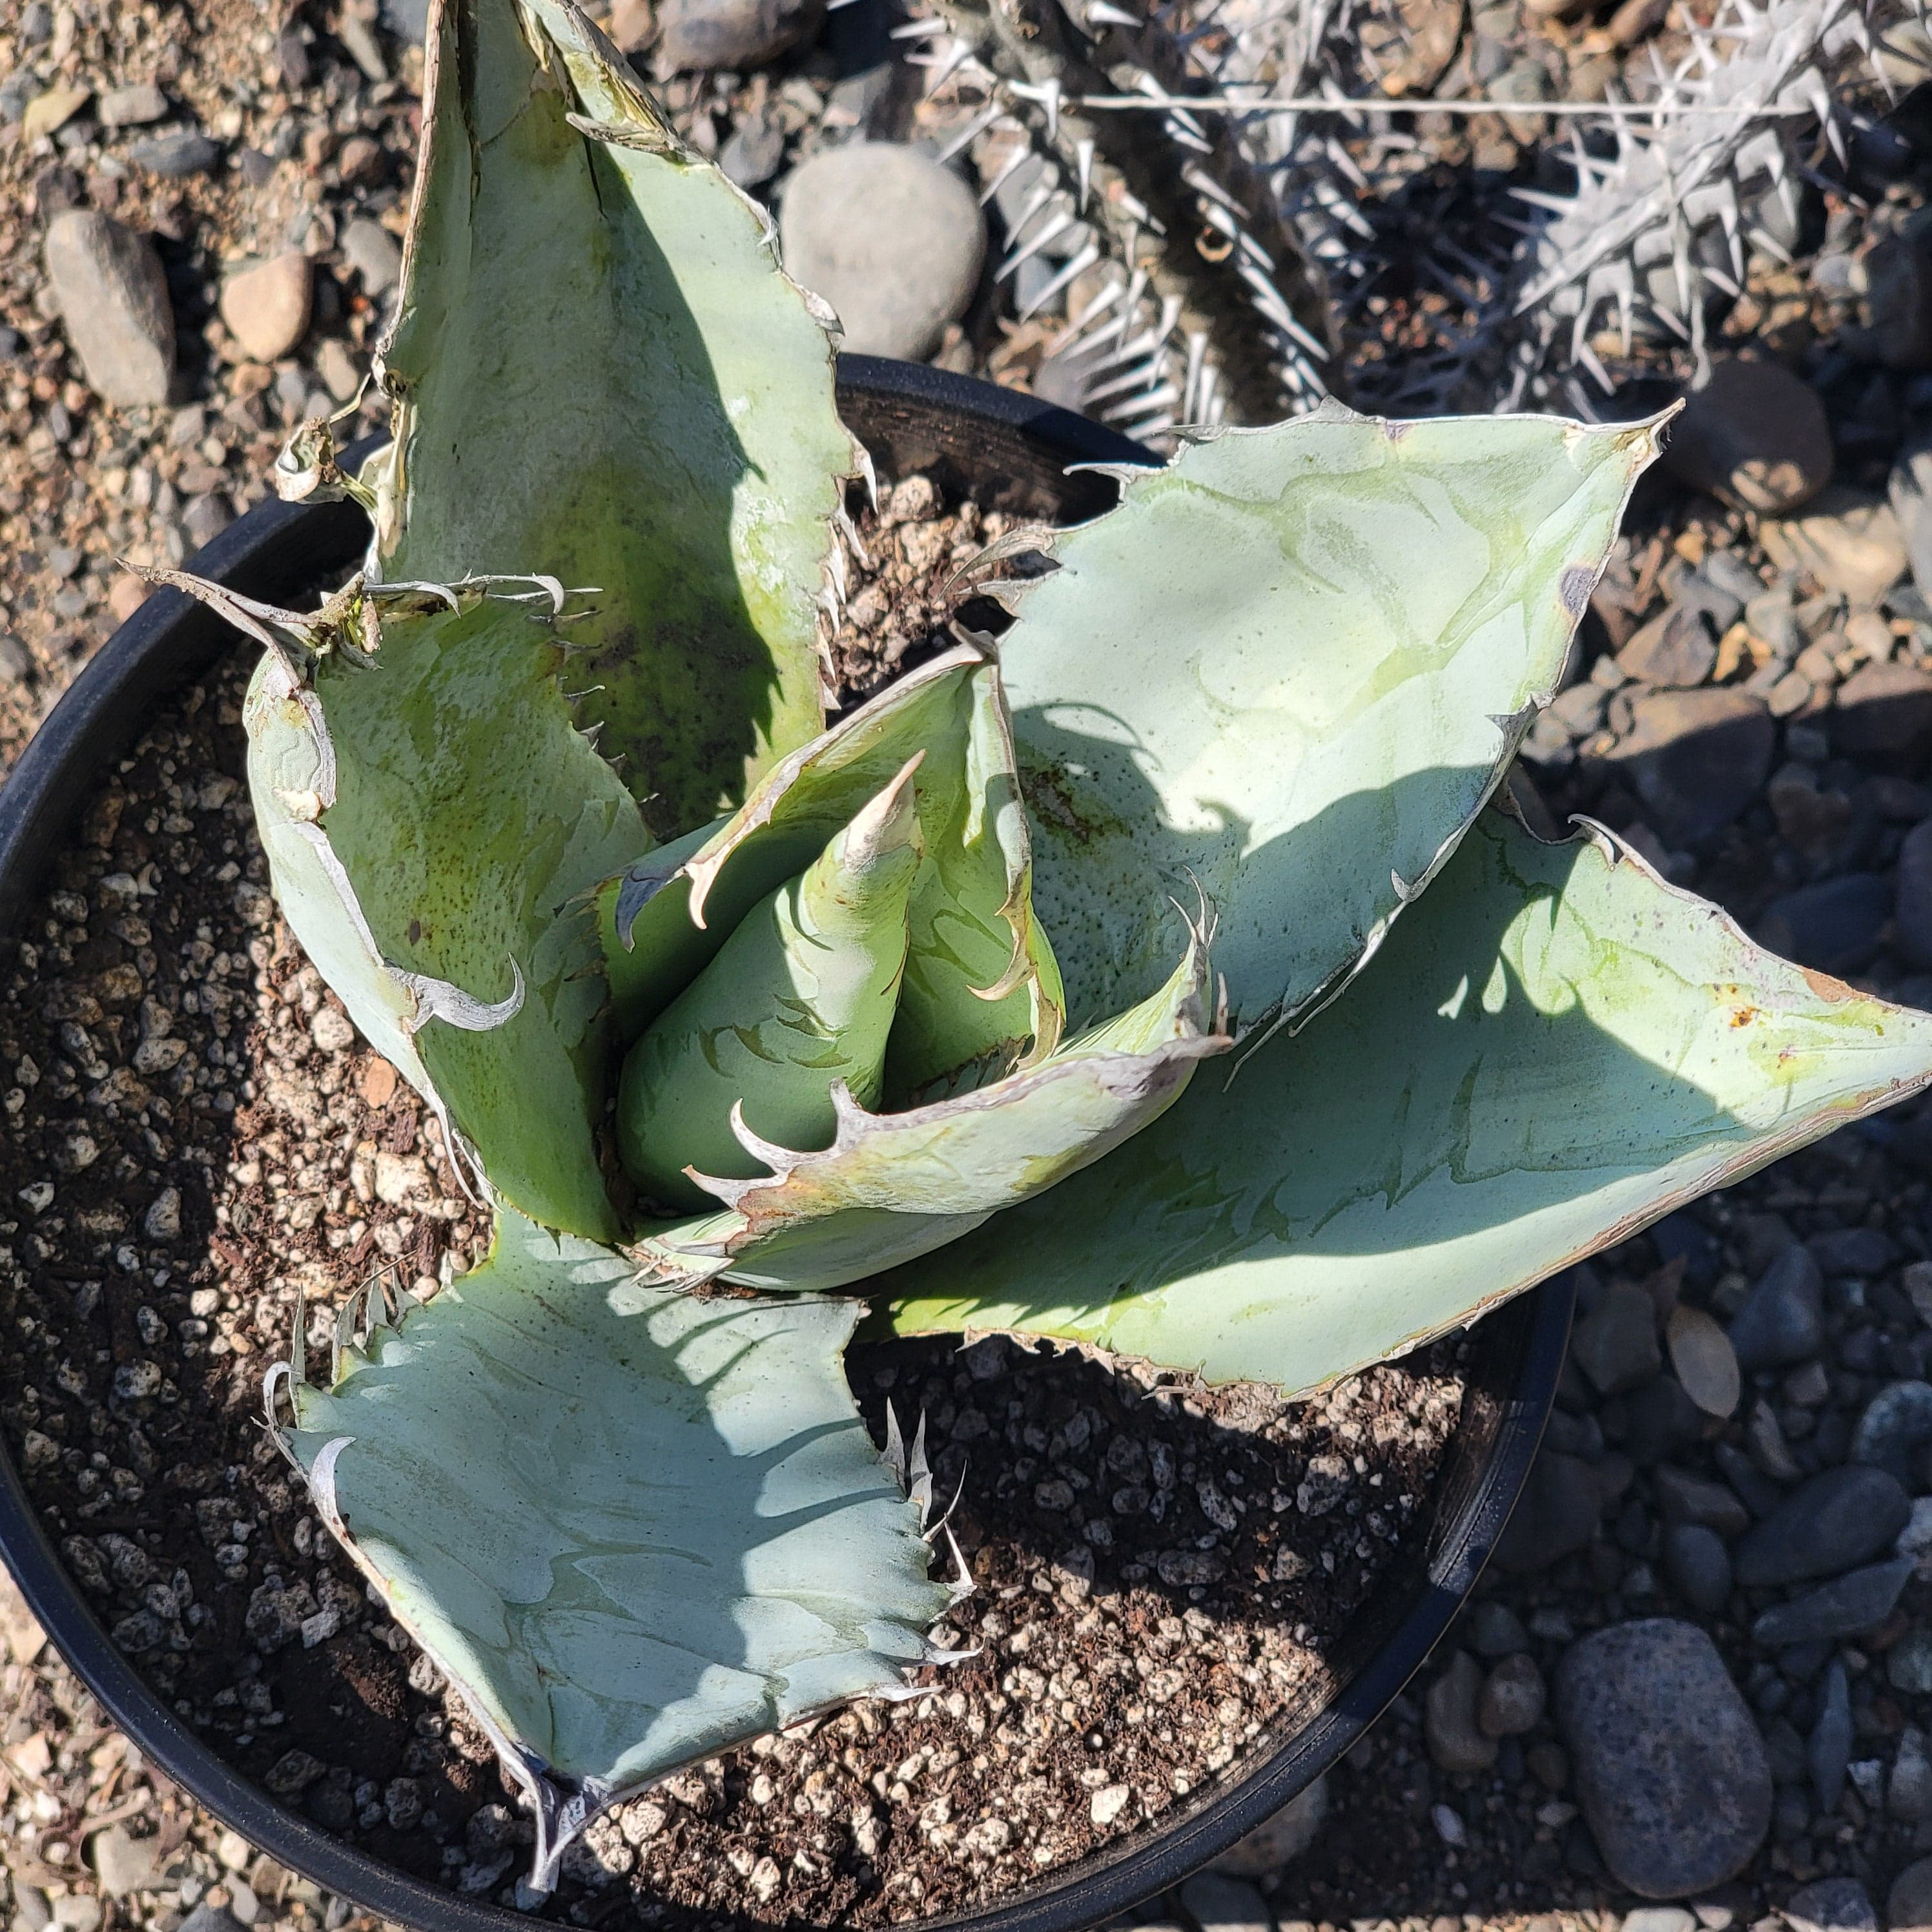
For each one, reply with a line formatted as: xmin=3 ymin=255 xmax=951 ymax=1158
xmin=12 ymin=1 xmax=1932 ymax=1931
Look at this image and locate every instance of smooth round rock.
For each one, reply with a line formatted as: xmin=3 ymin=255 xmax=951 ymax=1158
xmin=1898 ymin=819 xmax=1932 ymax=971
xmin=1663 ymin=358 xmax=1833 ymax=513
xmin=1728 ymin=1244 xmax=1825 ymax=1372
xmin=1624 ymin=1912 xmax=1698 ymax=1932
xmin=1572 ymin=1280 xmax=1662 ymax=1396
xmin=1782 ymin=1876 xmax=1876 ymax=1932
xmin=1851 ymin=1379 xmax=1932 ymax=1485
xmin=1479 ymin=1652 xmax=1547 ymax=1737
xmin=1177 ymin=1871 xmax=1269 ymax=1932
xmin=659 ymin=0 xmax=825 ymax=69
xmin=1832 ymin=659 xmax=1932 ymax=776
xmin=1661 ymin=1522 xmax=1732 ymax=1615
xmin=1757 ymin=871 xmax=1893 ymax=976
xmin=780 ymin=144 xmax=985 ymax=361
xmin=1734 ymin=1464 xmax=1911 ymax=1587
xmin=42 ymin=209 xmax=175 ymax=407
xmin=1209 ymin=1774 xmax=1327 ymax=1876
xmin=1890 ymin=1856 xmax=1932 ymax=1932
xmin=1556 ymin=1618 xmax=1771 ymax=1898
xmin=219 ymin=251 xmax=313 ymax=364
xmin=1426 ymin=1649 xmax=1497 ymax=1773
xmin=1666 ymin=1303 xmax=1741 ymax=1418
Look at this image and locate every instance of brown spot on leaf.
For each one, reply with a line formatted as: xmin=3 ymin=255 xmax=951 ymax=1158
xmin=1558 ymin=565 xmax=1594 ymax=618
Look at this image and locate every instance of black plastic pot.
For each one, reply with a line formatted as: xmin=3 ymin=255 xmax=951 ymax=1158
xmin=0 ymin=356 xmax=1572 ymax=1932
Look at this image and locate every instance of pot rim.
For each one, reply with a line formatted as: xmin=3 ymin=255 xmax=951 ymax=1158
xmin=0 ymin=353 xmax=1572 ymax=1932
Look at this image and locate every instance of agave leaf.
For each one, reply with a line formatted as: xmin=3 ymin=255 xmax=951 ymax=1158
xmin=373 ymin=0 xmax=850 ymax=834
xmin=881 ymin=807 xmax=1932 ymax=1395
xmin=277 ymin=1206 xmax=952 ymax=1890
xmin=634 ymin=932 xmax=1226 ymax=1291
xmin=618 ymin=761 xmax=925 ymax=1208
xmin=242 ymin=652 xmax=430 ymax=1096
xmin=312 ymin=595 xmax=646 ymax=1239
xmin=1001 ymin=405 xmax=1665 ymax=1031
xmin=600 ymin=642 xmax=1062 ymax=1092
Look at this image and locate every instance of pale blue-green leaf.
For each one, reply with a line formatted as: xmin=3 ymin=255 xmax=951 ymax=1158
xmin=600 ymin=642 xmax=1062 ymax=1089
xmin=633 ymin=931 xmax=1224 ymax=1291
xmin=372 ymin=0 xmax=849 ymax=834
xmin=283 ymin=1206 xmax=951 ymax=1884
xmin=883 ymin=808 xmax=1932 ymax=1395
xmin=1001 ymin=406 xmax=1665 ymax=1028
xmin=314 ymin=597 xmax=646 ymax=1239
xmin=242 ymin=652 xmax=429 ymax=1098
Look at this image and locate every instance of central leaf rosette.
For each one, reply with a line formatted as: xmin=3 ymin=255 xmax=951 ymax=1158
xmin=598 ymin=641 xmax=1229 ymax=1289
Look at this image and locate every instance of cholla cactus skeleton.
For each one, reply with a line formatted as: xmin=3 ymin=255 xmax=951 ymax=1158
xmin=1499 ymin=0 xmax=1932 ymax=406
xmin=163 ymin=0 xmax=1932 ymax=1891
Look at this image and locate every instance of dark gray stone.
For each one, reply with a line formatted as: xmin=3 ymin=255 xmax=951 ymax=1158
xmin=1783 ymin=1876 xmax=1874 ymax=1932
xmin=1757 ymin=872 xmax=1892 ymax=976
xmin=1612 ymin=688 xmax=1776 ymax=847
xmin=127 ymin=130 xmax=221 ymax=178
xmin=1892 ymin=1855 xmax=1932 ymax=1932
xmin=1625 ymin=1375 xmax=1707 ymax=1466
xmin=1426 ymin=1650 xmax=1497 ymax=1773
xmin=1729 ymin=1246 xmax=1826 ymax=1372
xmin=1833 ymin=659 xmax=1932 ymax=776
xmin=1494 ymin=1449 xmax=1603 ymax=1573
xmin=1652 ymin=1464 xmax=1752 ymax=1539
xmin=1556 ymin=1619 xmax=1771 ymax=1898
xmin=1661 ymin=358 xmax=1833 ymax=513
xmin=1618 ymin=606 xmax=1718 ymax=688
xmin=1572 ymin=1281 xmax=1663 ymax=1397
xmin=1851 ymin=1379 xmax=1932 ymax=1485
xmin=1806 ymin=1226 xmax=1896 ymax=1275
xmin=1805 ymin=1662 xmax=1854 ymax=1816
xmin=1661 ymin=1522 xmax=1732 ymax=1614
xmin=1750 ymin=1557 xmax=1915 ymax=1646
xmin=1733 ymin=1465 xmax=1912 ymax=1586
xmin=1468 ymin=1599 xmax=1530 ymax=1658
xmin=1177 ymin=1870 xmax=1270 ymax=1932
xmin=659 ymin=0 xmax=826 ymax=69
xmin=1898 ymin=817 xmax=1932 ymax=971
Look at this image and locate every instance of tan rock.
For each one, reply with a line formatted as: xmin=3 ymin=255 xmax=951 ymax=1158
xmin=1760 ymin=488 xmax=1909 ymax=605
xmin=219 ymin=251 xmax=314 ymax=364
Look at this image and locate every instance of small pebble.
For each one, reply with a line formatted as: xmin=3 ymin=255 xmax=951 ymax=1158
xmin=1425 ymin=1649 xmax=1498 ymax=1773
xmin=1667 ymin=1304 xmax=1741 ymax=1417
xmin=220 ymin=252 xmax=314 ymax=363
xmin=42 ymin=209 xmax=175 ymax=407
xmin=1782 ymin=1878 xmax=1876 ymax=1932
xmin=1661 ymin=1522 xmax=1732 ymax=1615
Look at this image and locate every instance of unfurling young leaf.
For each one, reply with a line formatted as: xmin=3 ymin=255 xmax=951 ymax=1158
xmin=617 ymin=759 xmax=925 ymax=1206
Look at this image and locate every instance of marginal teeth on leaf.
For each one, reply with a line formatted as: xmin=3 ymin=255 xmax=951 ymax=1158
xmin=392 ymin=958 xmax=526 ymax=1034
xmin=307 ymin=1435 xmax=355 ymax=1541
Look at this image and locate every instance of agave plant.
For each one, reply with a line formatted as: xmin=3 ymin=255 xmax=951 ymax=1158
xmin=155 ymin=0 xmax=1932 ymax=1894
